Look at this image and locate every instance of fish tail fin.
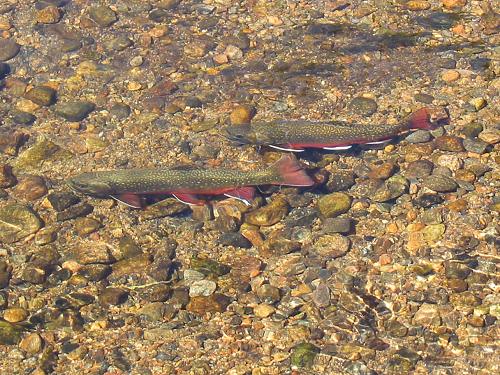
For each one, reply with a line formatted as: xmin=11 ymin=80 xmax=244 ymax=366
xmin=407 ymin=107 xmax=435 ymax=130
xmin=270 ymin=154 xmax=314 ymax=187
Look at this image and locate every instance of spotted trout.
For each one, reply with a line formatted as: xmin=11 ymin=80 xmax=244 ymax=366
xmin=67 ymin=154 xmax=314 ymax=208
xmin=225 ymin=107 xmax=445 ymax=152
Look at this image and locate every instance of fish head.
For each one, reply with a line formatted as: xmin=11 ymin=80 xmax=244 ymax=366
xmin=66 ymin=173 xmax=113 ymax=196
xmin=223 ymin=125 xmax=273 ymax=145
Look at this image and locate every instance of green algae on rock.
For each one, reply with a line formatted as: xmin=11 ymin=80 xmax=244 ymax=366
xmin=0 ymin=204 xmax=43 ymax=243
xmin=291 ymin=342 xmax=320 ymax=368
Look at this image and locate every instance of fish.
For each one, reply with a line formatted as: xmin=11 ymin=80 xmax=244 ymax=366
xmin=66 ymin=154 xmax=314 ymax=208
xmin=224 ymin=107 xmax=443 ymax=152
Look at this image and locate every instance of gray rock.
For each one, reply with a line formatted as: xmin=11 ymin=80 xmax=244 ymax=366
xmin=0 ymin=39 xmax=20 ymax=61
xmin=89 ymin=6 xmax=117 ymax=27
xmin=405 ymin=160 xmax=434 ymax=178
xmin=47 ymin=192 xmax=80 ymax=212
xmin=322 ymin=217 xmax=352 ymax=234
xmin=25 ymin=86 xmax=57 ymax=106
xmin=463 ymin=138 xmax=490 ymax=154
xmin=189 ymin=280 xmax=217 ymax=297
xmin=405 ymin=130 xmax=431 ymax=143
xmin=349 ymin=97 xmax=378 ymax=116
xmin=423 ymin=175 xmax=457 ymax=192
xmin=55 ymin=101 xmax=95 ymax=122
xmin=312 ymin=283 xmax=331 ymax=307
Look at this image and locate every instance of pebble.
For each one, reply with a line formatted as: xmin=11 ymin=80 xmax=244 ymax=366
xmin=190 ymin=257 xmax=230 ymax=277
xmin=0 ymin=204 xmax=43 ymax=243
xmin=434 ymin=135 xmax=464 ymax=152
xmin=89 ymin=6 xmax=117 ymax=27
xmin=12 ymin=111 xmax=36 ymax=125
xmin=245 ymin=197 xmax=289 ymax=226
xmin=325 ymin=170 xmax=355 ymax=192
xmin=441 ymin=70 xmax=460 ymax=82
xmin=25 ymin=86 xmax=57 ymax=106
xmin=317 ymin=192 xmax=352 ymax=218
xmin=229 ymin=105 xmax=255 ymax=124
xmin=322 ymin=217 xmax=352 ymax=234
xmin=436 ymin=154 xmax=463 ymax=171
xmin=218 ymin=232 xmax=252 ymax=248
xmin=468 ymin=97 xmax=487 ymax=111
xmin=463 ymin=138 xmax=489 ymax=154
xmin=3 ymin=307 xmax=28 ymax=323
xmin=312 ymin=234 xmax=351 ymax=258
xmin=405 ymin=160 xmax=434 ymax=178
xmin=290 ymin=342 xmax=320 ymax=368
xmin=111 ymin=254 xmax=152 ymax=278
xmin=140 ymin=198 xmax=189 ymax=220
xmin=0 ymin=38 xmax=20 ymax=61
xmin=99 ymin=288 xmax=128 ymax=306
xmin=224 ymin=45 xmax=243 ymax=60
xmin=405 ymin=130 xmax=431 ymax=143
xmin=47 ymin=192 xmax=80 ymax=212
xmin=36 ymin=6 xmax=62 ymax=24
xmin=414 ymin=93 xmax=434 ymax=104
xmin=56 ymin=203 xmax=93 ymax=221
xmin=14 ymin=137 xmax=60 ymax=170
xmin=0 ymin=261 xmax=11 ymax=288
xmin=72 ymin=243 xmax=114 ymax=265
xmin=349 ymin=97 xmax=378 ymax=116
xmin=0 ymin=62 xmax=10 ymax=78
xmin=0 ymin=164 xmax=16 ymax=188
xmin=367 ymin=161 xmax=396 ymax=180
xmin=442 ymin=0 xmax=467 ymax=9
xmin=189 ymin=280 xmax=217 ymax=297
xmin=478 ymin=130 xmax=500 ymax=145
xmin=254 ymin=303 xmax=275 ymax=318
xmin=19 ymin=333 xmax=43 ymax=354
xmin=423 ymin=175 xmax=458 ymax=192
xmin=312 ymin=283 xmax=331 ymax=307
xmin=406 ymin=1 xmax=431 ymax=10
xmin=0 ymin=321 xmax=24 ymax=345
xmin=461 ymin=123 xmax=483 ymax=138
xmin=186 ymin=294 xmax=231 ymax=314
xmin=55 ymin=101 xmax=95 ymax=122
xmin=12 ymin=175 xmax=48 ymax=201
xmin=371 ymin=176 xmax=408 ymax=202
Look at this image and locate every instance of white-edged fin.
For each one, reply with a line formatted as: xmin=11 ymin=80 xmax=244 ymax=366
xmin=110 ymin=195 xmax=142 ymax=209
xmin=364 ymin=140 xmax=391 ymax=145
xmin=224 ymin=194 xmax=251 ymax=206
xmin=323 ymin=145 xmax=352 ymax=151
xmin=172 ymin=193 xmax=201 ymax=206
xmin=269 ymin=144 xmax=305 ymax=152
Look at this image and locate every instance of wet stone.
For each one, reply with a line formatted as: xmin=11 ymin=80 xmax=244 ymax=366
xmin=405 ymin=160 xmax=434 ymax=178
xmin=21 ymin=267 xmax=46 ymax=284
xmin=312 ymin=283 xmax=330 ymax=307
xmin=3 ymin=307 xmax=28 ymax=323
xmin=253 ymin=303 xmax=275 ymax=318
xmin=284 ymin=207 xmax=318 ymax=227
xmin=12 ymin=111 xmax=36 ymax=125
xmin=0 ymin=62 xmax=10 ymax=78
xmin=189 ymin=280 xmax=217 ymax=297
xmin=385 ymin=320 xmax=408 ymax=337
xmin=461 ymin=123 xmax=483 ymax=138
xmin=12 ymin=175 xmax=47 ymax=201
xmin=322 ymin=217 xmax=352 ymax=234
xmin=0 ymin=38 xmax=20 ymax=61
xmin=190 ymin=257 xmax=230 ymax=277
xmin=105 ymin=35 xmax=133 ymax=51
xmin=434 ymin=135 xmax=464 ymax=152
xmin=19 ymin=333 xmax=43 ymax=354
xmin=25 ymin=86 xmax=57 ymax=106
xmin=371 ymin=176 xmax=408 ymax=202
xmin=0 ymin=261 xmax=12 ymax=288
xmin=55 ymin=101 xmax=95 ymax=122
xmin=405 ymin=130 xmax=431 ymax=143
xmin=89 ymin=6 xmax=117 ymax=27
xmin=312 ymin=234 xmax=351 ymax=258
xmin=72 ymin=243 xmax=114 ymax=265
xmin=36 ymin=6 xmax=62 ymax=24
xmin=187 ymin=294 xmax=231 ymax=315
xmin=109 ymin=103 xmax=131 ymax=120
xmin=56 ymin=203 xmax=93 ymax=221
xmin=318 ymin=192 xmax=352 ymax=218
xmin=345 ymin=361 xmax=377 ymax=375
xmin=14 ymin=137 xmax=61 ymax=170
xmin=0 ymin=164 xmax=16 ymax=188
xmin=111 ymin=254 xmax=152 ymax=278
xmin=79 ymin=264 xmax=110 ymax=281
xmin=0 ymin=131 xmax=27 ymax=156
xmin=290 ymin=342 xmax=320 ymax=368
xmin=139 ymin=284 xmax=171 ymax=302
xmin=230 ymin=105 xmax=256 ymax=124
xmin=218 ymin=233 xmax=252 ymax=248
xmin=99 ymin=288 xmax=128 ymax=306
xmin=0 ymin=204 xmax=43 ymax=243
xmin=47 ymin=192 xmax=80 ymax=212
xmin=414 ymin=93 xmax=434 ymax=104
xmin=463 ymin=138 xmax=490 ymax=154
xmin=349 ymin=97 xmax=378 ymax=116
xmin=423 ymin=175 xmax=457 ymax=192
xmin=325 ymin=170 xmax=355 ymax=192
xmin=0 ymin=321 xmax=25 ymax=345
xmin=140 ymin=198 xmax=189 ymax=220
xmin=245 ymin=197 xmax=289 ymax=226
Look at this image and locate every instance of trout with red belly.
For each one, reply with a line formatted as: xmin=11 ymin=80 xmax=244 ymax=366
xmin=225 ymin=107 xmax=444 ymax=152
xmin=67 ymin=154 xmax=313 ymax=208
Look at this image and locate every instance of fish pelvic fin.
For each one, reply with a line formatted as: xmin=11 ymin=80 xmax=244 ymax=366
xmin=270 ymin=154 xmax=314 ymax=187
xmin=407 ymin=108 xmax=435 ymax=130
xmin=110 ymin=193 xmax=144 ymax=209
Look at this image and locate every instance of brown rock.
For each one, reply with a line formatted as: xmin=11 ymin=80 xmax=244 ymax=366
xmin=3 ymin=307 xmax=29 ymax=323
xmin=441 ymin=70 xmax=460 ymax=82
xmin=99 ymin=287 xmax=128 ymax=306
xmin=434 ymin=135 xmax=464 ymax=152
xmin=367 ymin=161 xmax=396 ymax=180
xmin=12 ymin=175 xmax=47 ymax=201
xmin=230 ymin=105 xmax=256 ymax=125
xmin=406 ymin=1 xmax=431 ymax=10
xmin=0 ymin=164 xmax=16 ymax=188
xmin=442 ymin=0 xmax=467 ymax=9
xmin=187 ymin=294 xmax=231 ymax=314
xmin=36 ymin=6 xmax=62 ymax=24
xmin=19 ymin=333 xmax=43 ymax=354
xmin=245 ymin=197 xmax=289 ymax=226
xmin=0 ymin=131 xmax=27 ymax=156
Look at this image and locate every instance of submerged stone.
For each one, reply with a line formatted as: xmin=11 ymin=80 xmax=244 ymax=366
xmin=0 ymin=204 xmax=43 ymax=243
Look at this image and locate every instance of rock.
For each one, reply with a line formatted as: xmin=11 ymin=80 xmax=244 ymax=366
xmin=186 ymin=294 xmax=231 ymax=314
xmin=72 ymin=243 xmax=114 ymax=265
xmin=442 ymin=0 xmax=467 ymax=9
xmin=312 ymin=283 xmax=331 ymax=307
xmin=405 ymin=160 xmax=434 ymax=178
xmin=461 ymin=123 xmax=483 ymax=138
xmin=190 ymin=257 xmax=230 ymax=277
xmin=14 ymin=137 xmax=61 ymax=170
xmin=413 ymin=194 xmax=444 ymax=208
xmin=0 ymin=131 xmax=27 ymax=156
xmin=140 ymin=198 xmax=189 ymax=220
xmin=422 ymin=224 xmax=445 ymax=242
xmin=137 ymin=302 xmax=165 ymax=321
xmin=253 ymin=303 xmax=275 ymax=318
xmin=225 ymin=45 xmax=244 ymax=60
xmin=19 ymin=333 xmax=43 ymax=354
xmin=0 ymin=62 xmax=10 ymax=78
xmin=3 ymin=307 xmax=28 ymax=323
xmin=139 ymin=284 xmax=171 ymax=302
xmin=434 ymin=135 xmax=464 ymax=152
xmin=468 ymin=97 xmax=487 ymax=112
xmin=79 ymin=264 xmax=111 ymax=281
xmin=322 ymin=217 xmax=352 ymax=234
xmin=89 ymin=6 xmax=117 ymax=27
xmin=478 ymin=130 xmax=500 ymax=145
xmin=55 ymin=101 xmax=95 ymax=122
xmin=317 ymin=192 xmax=352 ymax=218
xmin=12 ymin=111 xmax=36 ymax=125
xmin=111 ymin=254 xmax=151 ymax=278
xmin=414 ymin=93 xmax=434 ymax=104
xmin=99 ymin=288 xmax=128 ymax=306
xmin=25 ymin=86 xmax=57 ymax=106
xmin=229 ymin=105 xmax=256 ymax=124
xmin=36 ymin=6 xmax=62 ymax=24
xmin=56 ymin=203 xmax=93 ymax=221
xmin=312 ymin=234 xmax=351 ymax=258
xmin=449 ymin=291 xmax=480 ymax=308
xmin=423 ymin=175 xmax=457 ymax=192
xmin=290 ymin=342 xmax=320 ymax=368
xmin=12 ymin=175 xmax=47 ymax=201
xmin=21 ymin=267 xmax=46 ymax=284
xmin=0 ymin=204 xmax=43 ymax=243
xmin=0 ymin=321 xmax=24 ymax=345
xmin=441 ymin=70 xmax=460 ymax=82
xmin=105 ymin=35 xmax=133 ymax=51
xmin=109 ymin=103 xmax=131 ymax=120
xmin=367 ymin=161 xmax=396 ymax=180
xmin=0 ymin=164 xmax=16 ymax=188
xmin=218 ymin=232 xmax=252 ymax=248
xmin=284 ymin=207 xmax=318 ymax=227
xmin=405 ymin=130 xmax=431 ymax=143
xmin=189 ymin=280 xmax=217 ymax=297
xmin=349 ymin=97 xmax=377 ymax=116
xmin=413 ymin=303 xmax=440 ymax=326
xmin=371 ymin=176 xmax=408 ymax=202
xmin=118 ymin=236 xmax=142 ymax=259
xmin=0 ymin=38 xmax=20 ymax=61
xmin=325 ymin=171 xmax=355 ymax=192
xmin=245 ymin=197 xmax=289 ymax=226
xmin=0 ymin=261 xmax=11 ymax=288
xmin=47 ymin=192 xmax=80 ymax=212
xmin=463 ymin=138 xmax=489 ymax=154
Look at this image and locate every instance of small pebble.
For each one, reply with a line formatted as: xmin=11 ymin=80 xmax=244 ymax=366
xmin=441 ymin=70 xmax=460 ymax=82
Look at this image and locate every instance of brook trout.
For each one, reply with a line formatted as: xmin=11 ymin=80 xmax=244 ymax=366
xmin=224 ymin=107 xmax=444 ymax=152
xmin=67 ymin=154 xmax=313 ymax=208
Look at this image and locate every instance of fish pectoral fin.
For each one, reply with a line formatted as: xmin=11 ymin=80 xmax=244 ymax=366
xmin=172 ymin=193 xmax=205 ymax=206
xmin=110 ymin=193 xmax=144 ymax=209
xmin=269 ymin=144 xmax=305 ymax=152
xmin=323 ymin=145 xmax=353 ymax=151
xmin=224 ymin=186 xmax=255 ymax=205
xmin=364 ymin=139 xmax=391 ymax=145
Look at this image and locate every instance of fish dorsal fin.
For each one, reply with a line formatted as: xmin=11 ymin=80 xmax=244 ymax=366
xmin=110 ymin=193 xmax=144 ymax=209
xmin=323 ymin=145 xmax=353 ymax=151
xmin=224 ymin=186 xmax=255 ymax=205
xmin=172 ymin=193 xmax=205 ymax=206
xmin=169 ymin=164 xmax=201 ymax=171
xmin=269 ymin=144 xmax=305 ymax=152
